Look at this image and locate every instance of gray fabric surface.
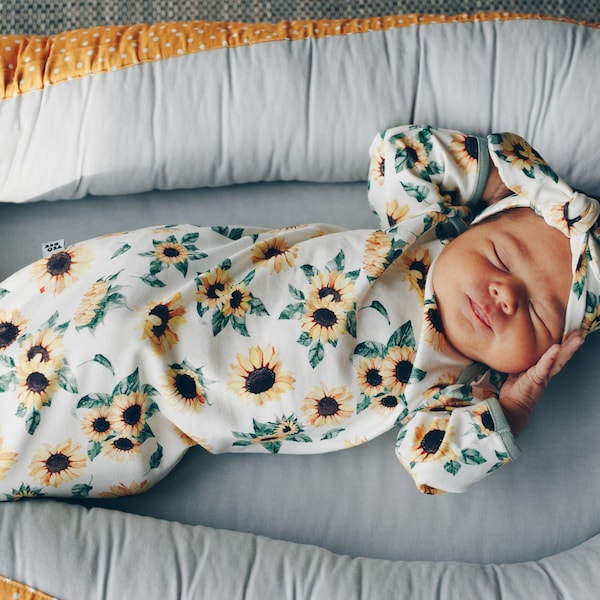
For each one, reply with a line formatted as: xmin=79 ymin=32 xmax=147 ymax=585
xmin=1 ymin=1 xmax=598 ymax=36
xmin=1 ymin=500 xmax=600 ymax=600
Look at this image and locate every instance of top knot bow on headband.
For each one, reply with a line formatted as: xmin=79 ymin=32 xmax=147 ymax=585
xmin=472 ymin=132 xmax=600 ymax=339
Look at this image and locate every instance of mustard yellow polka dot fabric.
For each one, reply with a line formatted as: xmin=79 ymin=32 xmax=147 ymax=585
xmin=1 ymin=13 xmax=596 ymax=100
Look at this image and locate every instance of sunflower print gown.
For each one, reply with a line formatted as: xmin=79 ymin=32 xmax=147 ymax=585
xmin=1 ymin=124 xmax=554 ymax=499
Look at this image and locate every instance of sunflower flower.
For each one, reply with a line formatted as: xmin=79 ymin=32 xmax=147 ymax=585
xmin=29 ymin=440 xmax=87 ymax=487
xmin=30 ymin=244 xmax=93 ymax=295
xmin=0 ymin=308 xmax=28 ymax=352
xmin=163 ymin=364 xmax=207 ymax=413
xmin=380 ymin=346 xmax=416 ymax=397
xmin=141 ymin=292 xmax=187 ymax=355
xmin=301 ymin=383 xmax=353 ymax=428
xmin=300 ymin=296 xmax=347 ymax=345
xmin=448 ymin=132 xmax=480 ymax=174
xmin=251 ymin=236 xmax=299 ymax=273
xmin=16 ymin=355 xmax=59 ymax=411
xmin=228 ymin=344 xmax=295 ymax=405
xmin=109 ymin=392 xmax=148 ymax=438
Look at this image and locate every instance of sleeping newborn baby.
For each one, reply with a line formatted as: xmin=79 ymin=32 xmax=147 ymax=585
xmin=0 ymin=124 xmax=596 ymax=499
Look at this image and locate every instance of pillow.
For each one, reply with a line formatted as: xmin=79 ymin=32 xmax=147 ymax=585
xmin=1 ymin=499 xmax=600 ymax=599
xmin=0 ymin=14 xmax=599 ymax=202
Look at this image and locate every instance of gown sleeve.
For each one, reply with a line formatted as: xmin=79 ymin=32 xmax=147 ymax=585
xmin=394 ymin=379 xmax=522 ymax=494
xmin=367 ymin=124 xmax=491 ymax=229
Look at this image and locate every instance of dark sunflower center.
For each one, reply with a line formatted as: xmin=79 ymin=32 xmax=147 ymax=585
xmin=513 ymin=143 xmax=528 ymax=161
xmin=464 ymin=136 xmax=479 ymax=160
xmin=114 ymin=438 xmax=134 ymax=451
xmin=421 ymin=429 xmax=445 ymax=455
xmin=313 ymin=307 xmax=337 ymax=327
xmin=427 ymin=308 xmax=444 ymax=333
xmin=378 ymin=157 xmax=385 ymax=178
xmin=26 ymin=371 xmax=49 ymax=393
xmin=93 ymin=417 xmax=111 ymax=434
xmin=281 ymin=424 xmax=292 ymax=433
xmin=481 ymin=410 xmax=495 ymax=431
xmin=318 ymin=286 xmax=342 ymax=302
xmin=410 ymin=260 xmax=427 ymax=283
xmin=149 ymin=304 xmax=170 ymax=337
xmin=405 ymin=146 xmax=418 ymax=165
xmin=381 ymin=395 xmax=398 ymax=408
xmin=264 ymin=247 xmax=283 ymax=259
xmin=175 ymin=373 xmax=197 ymax=399
xmin=230 ymin=289 xmax=243 ymax=309
xmin=46 ymin=453 xmax=70 ymax=473
xmin=123 ymin=404 xmax=142 ymax=426
xmin=0 ymin=322 xmax=18 ymax=348
xmin=317 ymin=396 xmax=339 ymax=417
xmin=27 ymin=345 xmax=50 ymax=362
xmin=46 ymin=251 xmax=72 ymax=276
xmin=395 ymin=360 xmax=413 ymax=384
xmin=207 ymin=282 xmax=225 ymax=299
xmin=246 ymin=367 xmax=276 ymax=394
xmin=366 ymin=368 xmax=383 ymax=387
xmin=163 ymin=246 xmax=180 ymax=258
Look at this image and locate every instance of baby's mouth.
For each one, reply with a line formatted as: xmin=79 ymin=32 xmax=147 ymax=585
xmin=469 ymin=298 xmax=492 ymax=330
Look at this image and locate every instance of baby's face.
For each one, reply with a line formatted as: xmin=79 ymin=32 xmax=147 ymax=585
xmin=432 ymin=209 xmax=572 ymax=373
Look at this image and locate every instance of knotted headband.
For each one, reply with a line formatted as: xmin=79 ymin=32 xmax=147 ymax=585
xmin=472 ymin=133 xmax=600 ymax=339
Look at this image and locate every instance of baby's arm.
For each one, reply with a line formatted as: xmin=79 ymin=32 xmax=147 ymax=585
xmin=497 ymin=331 xmax=584 ymax=436
xmin=367 ymin=125 xmax=492 ymax=228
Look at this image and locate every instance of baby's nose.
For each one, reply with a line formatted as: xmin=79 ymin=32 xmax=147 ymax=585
xmin=489 ymin=279 xmax=521 ymax=315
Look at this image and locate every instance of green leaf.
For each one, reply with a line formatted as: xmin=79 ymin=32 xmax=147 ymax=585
xmin=279 ymin=303 xmax=305 ymax=320
xmin=0 ymin=370 xmax=16 ymax=392
xmin=400 ymin=182 xmax=429 ymax=203
xmin=288 ymin=284 xmax=305 ymax=300
xmin=326 ymin=249 xmax=345 ymax=273
xmin=77 ymin=393 xmax=112 ymax=409
xmin=111 ymin=243 xmax=131 ymax=259
xmin=137 ymin=423 xmax=155 ymax=444
xmin=139 ymin=274 xmax=166 ymax=288
xmin=148 ymin=258 xmax=165 ymax=276
xmin=231 ymin=316 xmax=250 ymax=337
xmin=71 ymin=483 xmax=93 ymax=498
xmin=15 ymin=402 xmax=26 ymax=418
xmin=362 ymin=300 xmax=390 ymax=324
xmin=353 ymin=341 xmax=386 ymax=358
xmin=88 ymin=440 xmax=103 ymax=461
xmin=300 ymin=264 xmax=317 ymax=280
xmin=241 ymin=269 xmax=256 ymax=286
xmin=249 ymin=297 xmax=269 ymax=316
xmin=181 ymin=232 xmax=200 ymax=244
xmin=320 ymin=428 xmax=345 ymax=440
xmin=309 ymin=341 xmax=325 ymax=368
xmin=114 ymin=368 xmax=140 ymax=396
xmin=409 ymin=367 xmax=427 ymax=383
xmin=211 ymin=310 xmax=230 ymax=336
xmin=0 ymin=288 xmax=9 ymax=299
xmin=149 ymin=444 xmax=163 ymax=470
xmin=444 ymin=460 xmax=461 ymax=476
xmin=296 ymin=331 xmax=313 ymax=347
xmin=26 ymin=408 xmax=41 ymax=435
xmin=461 ymin=448 xmax=486 ymax=466
xmin=387 ymin=321 xmax=415 ymax=350
xmin=345 ymin=310 xmax=357 ymax=338
xmin=356 ymin=395 xmax=371 ymax=414
xmin=58 ymin=360 xmax=78 ymax=394
xmin=0 ymin=354 xmax=15 ymax=368
xmin=262 ymin=441 xmax=283 ymax=454
xmin=174 ymin=260 xmax=189 ymax=277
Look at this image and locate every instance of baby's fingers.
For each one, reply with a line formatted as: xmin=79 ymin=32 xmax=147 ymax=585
xmin=548 ymin=331 xmax=584 ymax=379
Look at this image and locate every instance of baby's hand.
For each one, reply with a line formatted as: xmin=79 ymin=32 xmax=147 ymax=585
xmin=497 ymin=331 xmax=584 ymax=436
